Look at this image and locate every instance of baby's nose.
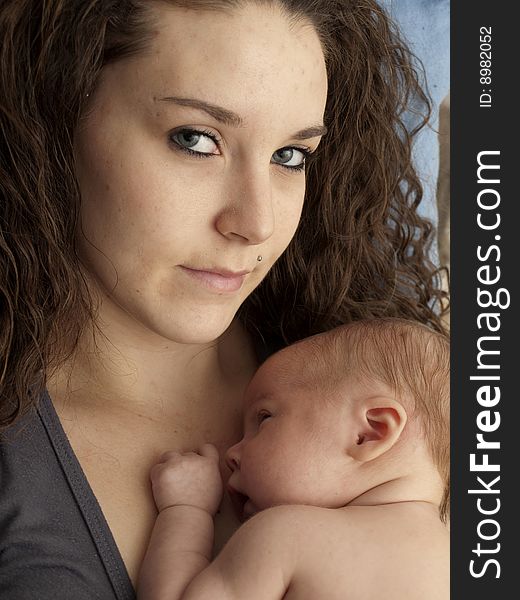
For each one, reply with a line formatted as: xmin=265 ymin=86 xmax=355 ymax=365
xmin=225 ymin=442 xmax=241 ymax=471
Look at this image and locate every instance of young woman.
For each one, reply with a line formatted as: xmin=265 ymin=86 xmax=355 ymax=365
xmin=0 ymin=1 xmax=447 ymax=598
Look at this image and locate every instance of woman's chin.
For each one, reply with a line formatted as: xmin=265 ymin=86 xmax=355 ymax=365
xmin=88 ymin=275 xmax=244 ymax=346
xmin=136 ymin=307 xmax=238 ymax=346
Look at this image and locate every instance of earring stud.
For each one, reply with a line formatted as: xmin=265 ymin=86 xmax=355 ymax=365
xmin=257 ymin=255 xmax=263 ymax=262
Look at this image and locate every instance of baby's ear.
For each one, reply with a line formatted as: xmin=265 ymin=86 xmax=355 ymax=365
xmin=346 ymin=396 xmax=407 ymax=463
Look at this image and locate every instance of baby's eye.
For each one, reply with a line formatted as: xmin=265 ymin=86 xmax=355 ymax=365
xmin=169 ymin=128 xmax=220 ymax=156
xmin=257 ymin=410 xmax=272 ymax=425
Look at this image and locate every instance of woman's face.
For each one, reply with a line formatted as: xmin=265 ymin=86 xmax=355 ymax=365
xmin=74 ymin=2 xmax=328 ymax=344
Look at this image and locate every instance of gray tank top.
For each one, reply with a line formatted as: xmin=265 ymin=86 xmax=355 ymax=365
xmin=0 ymin=390 xmax=135 ymax=599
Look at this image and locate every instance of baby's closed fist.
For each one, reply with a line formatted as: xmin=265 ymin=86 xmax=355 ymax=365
xmin=150 ymin=443 xmax=223 ymax=515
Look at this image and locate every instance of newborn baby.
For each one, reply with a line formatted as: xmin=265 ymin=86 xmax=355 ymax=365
xmin=137 ymin=318 xmax=450 ymax=599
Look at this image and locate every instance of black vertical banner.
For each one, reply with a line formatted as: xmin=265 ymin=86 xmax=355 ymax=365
xmin=451 ymin=2 xmax=518 ymax=598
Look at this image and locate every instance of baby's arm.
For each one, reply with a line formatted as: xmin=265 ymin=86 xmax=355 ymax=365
xmin=180 ymin=505 xmax=299 ymax=600
xmin=138 ymin=441 xmax=301 ymax=600
xmin=137 ymin=444 xmax=223 ymax=600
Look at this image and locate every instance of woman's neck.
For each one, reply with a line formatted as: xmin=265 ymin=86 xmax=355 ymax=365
xmin=45 ymin=291 xmax=256 ymax=582
xmin=46 ymin=289 xmax=257 ymax=420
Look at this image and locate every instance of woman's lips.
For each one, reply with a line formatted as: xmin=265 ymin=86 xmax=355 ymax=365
xmin=179 ymin=266 xmax=250 ymax=293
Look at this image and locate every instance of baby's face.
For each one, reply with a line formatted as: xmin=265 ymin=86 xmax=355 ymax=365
xmin=226 ymin=346 xmax=351 ymax=520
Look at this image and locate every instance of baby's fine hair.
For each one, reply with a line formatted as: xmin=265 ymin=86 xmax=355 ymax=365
xmin=320 ymin=318 xmax=450 ymax=521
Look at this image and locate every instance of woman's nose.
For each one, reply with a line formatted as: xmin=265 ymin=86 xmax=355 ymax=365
xmin=225 ymin=442 xmax=242 ymax=471
xmin=215 ymin=168 xmax=274 ymax=244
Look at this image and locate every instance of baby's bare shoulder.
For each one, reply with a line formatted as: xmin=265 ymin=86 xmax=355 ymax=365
xmin=248 ymin=502 xmax=448 ymax=539
xmin=245 ymin=503 xmax=447 ymax=547
xmin=258 ymin=504 xmax=448 ymax=599
xmin=232 ymin=504 xmax=351 ymax=563
xmin=243 ymin=504 xmax=347 ymax=540
xmin=226 ymin=505 xmax=448 ymax=599
xmin=239 ymin=504 xmax=382 ymax=562
xmin=237 ymin=505 xmax=334 ymax=545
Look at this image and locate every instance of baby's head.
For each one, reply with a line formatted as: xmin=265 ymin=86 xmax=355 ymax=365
xmin=226 ymin=318 xmax=449 ymax=521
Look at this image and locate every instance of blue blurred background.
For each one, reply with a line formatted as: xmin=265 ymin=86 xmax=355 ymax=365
xmin=380 ymin=0 xmax=450 ymax=233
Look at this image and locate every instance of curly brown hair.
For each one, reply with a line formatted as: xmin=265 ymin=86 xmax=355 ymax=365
xmin=0 ymin=0 xmax=448 ymax=430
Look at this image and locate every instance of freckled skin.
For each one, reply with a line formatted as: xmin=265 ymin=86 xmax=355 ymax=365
xmin=74 ymin=3 xmax=328 ymax=346
xmin=45 ymin=4 xmax=329 ymax=588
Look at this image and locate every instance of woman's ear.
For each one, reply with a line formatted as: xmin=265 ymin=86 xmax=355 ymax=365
xmin=347 ymin=397 xmax=407 ymax=463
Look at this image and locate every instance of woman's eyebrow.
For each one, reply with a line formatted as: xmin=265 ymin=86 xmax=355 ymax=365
xmin=157 ymin=96 xmax=327 ymax=139
xmin=292 ymin=125 xmax=328 ymax=140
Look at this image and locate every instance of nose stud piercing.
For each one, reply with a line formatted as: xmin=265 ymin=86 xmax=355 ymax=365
xmin=257 ymin=255 xmax=263 ymax=262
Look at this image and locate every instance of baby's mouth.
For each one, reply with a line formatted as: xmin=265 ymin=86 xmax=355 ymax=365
xmin=227 ymin=485 xmax=257 ymax=522
xmin=242 ymin=498 xmax=259 ymax=519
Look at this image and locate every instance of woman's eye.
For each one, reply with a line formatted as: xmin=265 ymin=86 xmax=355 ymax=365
xmin=169 ymin=129 xmax=219 ymax=156
xmin=271 ymin=147 xmax=309 ymax=171
xmin=257 ymin=410 xmax=272 ymax=425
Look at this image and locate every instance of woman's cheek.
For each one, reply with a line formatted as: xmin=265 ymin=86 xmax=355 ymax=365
xmin=272 ymin=188 xmax=306 ymax=254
